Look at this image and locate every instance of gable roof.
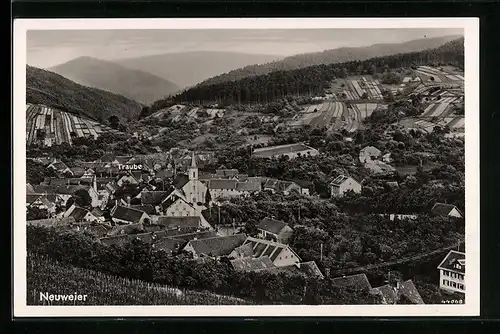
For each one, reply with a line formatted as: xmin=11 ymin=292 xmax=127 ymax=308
xmin=90 ymin=207 xmax=105 ymax=218
xmin=111 ymin=206 xmax=147 ymax=224
xmin=186 ymin=234 xmax=247 ymax=257
xmin=27 ymin=194 xmax=42 ymax=205
xmin=130 ymin=204 xmax=156 ymax=215
xmin=207 ymin=179 xmax=238 ymax=190
xmin=160 ymin=193 xmax=193 ymax=211
xmin=156 ymin=216 xmax=202 ymax=229
xmin=230 ymin=243 xmax=255 ymax=258
xmin=332 ymin=273 xmax=372 ymax=290
xmin=236 ymin=181 xmax=261 ymax=192
xmin=370 ymin=280 xmax=424 ymax=304
xmin=26 ymin=183 xmax=35 ymax=194
xmin=152 ymin=238 xmax=186 ymax=253
xmin=174 ymin=174 xmax=189 ymax=189
xmin=141 ymin=190 xmax=173 ymax=205
xmin=257 ymin=217 xmax=290 ymax=235
xmin=431 ymin=203 xmax=462 ymax=217
xmin=330 ymin=175 xmax=357 ymax=187
xmin=297 ymin=261 xmax=324 ymax=278
xmin=437 ymin=250 xmax=465 ymax=274
xmin=230 ymin=256 xmax=276 ymax=272
xmin=71 ymin=167 xmax=86 ymax=177
xmin=68 ymin=206 xmax=91 ymax=222
xmin=84 ymin=225 xmax=110 ymax=237
xmin=155 ymin=169 xmax=174 ymax=179
xmin=242 ymin=236 xmax=301 ymax=262
xmin=216 ymin=169 xmax=239 ymax=178
xmin=26 ymin=216 xmax=76 ymax=228
xmin=398 ymin=280 xmax=425 ymax=304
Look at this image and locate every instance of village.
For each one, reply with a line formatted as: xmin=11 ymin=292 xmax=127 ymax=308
xmin=26 ymin=139 xmax=465 ymax=304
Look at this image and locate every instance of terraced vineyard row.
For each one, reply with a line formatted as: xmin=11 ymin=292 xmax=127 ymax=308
xmin=26 ymin=104 xmax=117 ymax=147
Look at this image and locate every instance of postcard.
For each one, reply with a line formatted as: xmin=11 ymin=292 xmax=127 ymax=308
xmin=13 ymin=17 xmax=479 ymax=317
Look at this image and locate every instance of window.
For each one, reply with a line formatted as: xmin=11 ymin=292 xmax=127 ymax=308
xmin=452 ymin=282 xmax=457 ymax=288
xmin=443 ymin=279 xmax=447 ymax=286
xmin=192 ymin=172 xmax=195 ymax=178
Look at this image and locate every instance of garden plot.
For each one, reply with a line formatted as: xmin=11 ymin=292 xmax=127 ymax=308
xmin=354 ymin=103 xmax=379 ymax=119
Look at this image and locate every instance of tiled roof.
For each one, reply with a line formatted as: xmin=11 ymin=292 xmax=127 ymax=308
xmin=230 ymin=256 xmax=276 ymax=272
xmin=216 ymin=169 xmax=239 ymax=177
xmin=186 ymin=234 xmax=247 ymax=257
xmin=26 ymin=183 xmax=35 ymax=194
xmin=252 ymin=143 xmax=317 ymax=157
xmin=68 ymin=206 xmax=90 ymax=222
xmin=84 ymin=225 xmax=109 ymax=237
xmin=370 ymin=280 xmax=424 ymax=304
xmin=155 ymin=169 xmax=174 ymax=179
xmin=242 ymin=236 xmax=300 ymax=262
xmin=27 ymin=194 xmax=42 ymax=205
xmin=257 ymin=217 xmax=290 ymax=235
xmin=174 ymin=174 xmax=189 ymax=189
xmin=236 ymin=182 xmax=261 ymax=192
xmin=141 ymin=190 xmax=173 ymax=205
xmin=431 ymin=203 xmax=462 ymax=217
xmin=130 ymin=204 xmax=156 ymax=215
xmin=49 ymin=161 xmax=70 ymax=171
xmin=237 ymin=174 xmax=248 ymax=182
xmin=111 ymin=206 xmax=147 ymax=224
xmin=230 ymin=243 xmax=255 ymax=257
xmin=332 ymin=273 xmax=372 ymax=290
xmin=437 ymin=250 xmax=465 ymax=274
xmin=207 ymin=179 xmax=238 ymax=190
xmin=370 ymin=284 xmax=397 ymax=304
xmin=156 ymin=216 xmax=202 ymax=229
xmin=398 ymin=280 xmax=425 ymax=304
xmin=330 ymin=175 xmax=352 ymax=186
xmin=90 ymin=207 xmax=104 ymax=217
xmin=160 ymin=194 xmax=192 ymax=211
xmin=247 ymin=177 xmax=268 ymax=184
xmin=107 ymin=223 xmax=144 ymax=236
xmin=297 ymin=261 xmax=324 ymax=278
xmin=71 ymin=167 xmax=86 ymax=177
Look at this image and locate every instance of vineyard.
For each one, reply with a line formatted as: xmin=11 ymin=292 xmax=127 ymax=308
xmin=27 ymin=253 xmax=252 ymax=306
xmin=415 ymin=66 xmax=464 ymax=83
xmin=150 ymin=104 xmax=226 ymax=121
xmin=339 ymin=77 xmax=384 ymax=100
xmin=26 ymin=104 xmax=118 ymax=147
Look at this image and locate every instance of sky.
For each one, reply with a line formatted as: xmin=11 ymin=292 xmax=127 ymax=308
xmin=27 ymin=28 xmax=463 ymax=68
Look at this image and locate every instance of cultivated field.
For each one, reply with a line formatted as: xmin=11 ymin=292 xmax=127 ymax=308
xmin=27 ymin=253 xmax=252 ymax=306
xmin=151 ymin=104 xmax=226 ymax=121
xmin=415 ymin=66 xmax=464 ymax=84
xmin=26 ymin=104 xmax=117 ymax=147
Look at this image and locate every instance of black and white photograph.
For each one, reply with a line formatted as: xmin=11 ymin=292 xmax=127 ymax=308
xmin=13 ymin=18 xmax=479 ymax=317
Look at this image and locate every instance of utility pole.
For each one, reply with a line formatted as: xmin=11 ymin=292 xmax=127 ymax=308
xmin=218 ymin=205 xmax=221 ymax=225
xmin=320 ymin=243 xmax=323 ymax=262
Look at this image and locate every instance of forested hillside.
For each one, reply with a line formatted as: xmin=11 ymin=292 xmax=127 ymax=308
xmin=160 ymin=38 xmax=464 ymax=109
xmin=198 ymin=35 xmax=462 ymax=87
xmin=49 ymin=56 xmax=180 ymax=104
xmin=26 ymin=66 xmax=143 ymax=122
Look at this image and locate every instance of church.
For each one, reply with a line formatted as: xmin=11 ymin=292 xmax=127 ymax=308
xmin=174 ymin=152 xmax=209 ymax=210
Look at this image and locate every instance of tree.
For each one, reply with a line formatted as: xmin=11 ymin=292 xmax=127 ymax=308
xmin=72 ymin=189 xmax=93 ymax=208
xmin=108 ymin=115 xmax=120 ymax=129
xmin=205 ymin=189 xmax=212 ymax=205
xmin=27 ymin=206 xmax=49 ymax=220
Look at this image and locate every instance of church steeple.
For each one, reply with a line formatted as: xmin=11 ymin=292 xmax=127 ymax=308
xmin=188 ymin=152 xmax=198 ymax=180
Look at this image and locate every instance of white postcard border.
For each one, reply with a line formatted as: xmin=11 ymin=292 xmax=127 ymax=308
xmin=13 ymin=17 xmax=480 ymax=317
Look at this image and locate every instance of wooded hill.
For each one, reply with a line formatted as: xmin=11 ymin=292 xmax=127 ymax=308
xmin=198 ymin=35 xmax=462 ymax=87
xmin=26 ymin=66 xmax=143 ymax=122
xmin=161 ymin=38 xmax=463 ymax=109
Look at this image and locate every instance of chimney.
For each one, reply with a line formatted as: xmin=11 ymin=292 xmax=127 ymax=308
xmin=126 ymin=196 xmax=131 ymax=208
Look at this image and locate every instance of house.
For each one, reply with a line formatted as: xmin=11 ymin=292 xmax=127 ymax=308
xmin=110 ymin=205 xmax=151 ymax=225
xmin=70 ymin=167 xmax=86 ymax=178
xmin=252 ymin=143 xmax=319 ymax=159
xmin=117 ymin=174 xmax=139 ymax=187
xmin=263 ymin=179 xmax=307 ymax=196
xmin=90 ymin=207 xmax=106 ymax=222
xmin=206 ymin=179 xmax=260 ymax=200
xmin=160 ymin=194 xmax=199 ymax=217
xmin=26 ymin=194 xmax=59 ymax=215
xmin=151 ymin=238 xmax=186 ymax=255
xmin=331 ymin=273 xmax=372 ymax=291
xmin=155 ymin=216 xmax=212 ymax=230
xmin=265 ymin=261 xmax=324 ymax=278
xmin=138 ymin=190 xmax=175 ymax=213
xmin=359 ymin=146 xmax=381 ymax=164
xmin=81 ymin=168 xmax=96 ymax=179
xmin=438 ymin=250 xmax=465 ymax=294
xmin=230 ymin=256 xmax=277 ymax=272
xmin=215 ymin=169 xmax=239 ymax=179
xmin=155 ymin=169 xmax=174 ymax=180
xmin=83 ymin=224 xmax=110 ymax=238
xmin=431 ymin=203 xmax=463 ymax=219
xmin=63 ymin=204 xmax=100 ymax=223
xmin=183 ymin=234 xmax=247 ymax=259
xmin=33 ymin=184 xmax=100 ymax=207
xmin=236 ymin=236 xmax=301 ymax=268
xmin=26 ymin=216 xmax=76 ymax=228
xmin=370 ymin=280 xmax=425 ymax=304
xmin=257 ymin=217 xmax=294 ymax=244
xmin=330 ymin=175 xmax=362 ymax=198
xmin=47 ymin=160 xmax=73 ymax=176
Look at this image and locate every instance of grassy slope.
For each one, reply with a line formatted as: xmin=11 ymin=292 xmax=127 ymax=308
xmin=26 ymin=65 xmax=143 ymax=122
xmin=27 ymin=253 xmax=252 ymax=306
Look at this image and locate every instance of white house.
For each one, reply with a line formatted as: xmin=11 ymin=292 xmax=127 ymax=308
xmin=438 ymin=250 xmax=465 ymax=294
xmin=257 ymin=217 xmax=294 ymax=244
xmin=234 ymin=236 xmax=302 ymax=268
xmin=330 ymin=175 xmax=362 ymax=198
xmin=431 ymin=203 xmax=463 ymax=219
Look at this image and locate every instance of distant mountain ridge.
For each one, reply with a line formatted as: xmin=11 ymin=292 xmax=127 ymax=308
xmin=26 ymin=65 xmax=143 ymax=122
xmin=115 ymin=51 xmax=281 ymax=89
xmin=198 ymin=35 xmax=463 ymax=87
xmin=49 ymin=56 xmax=180 ymax=104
